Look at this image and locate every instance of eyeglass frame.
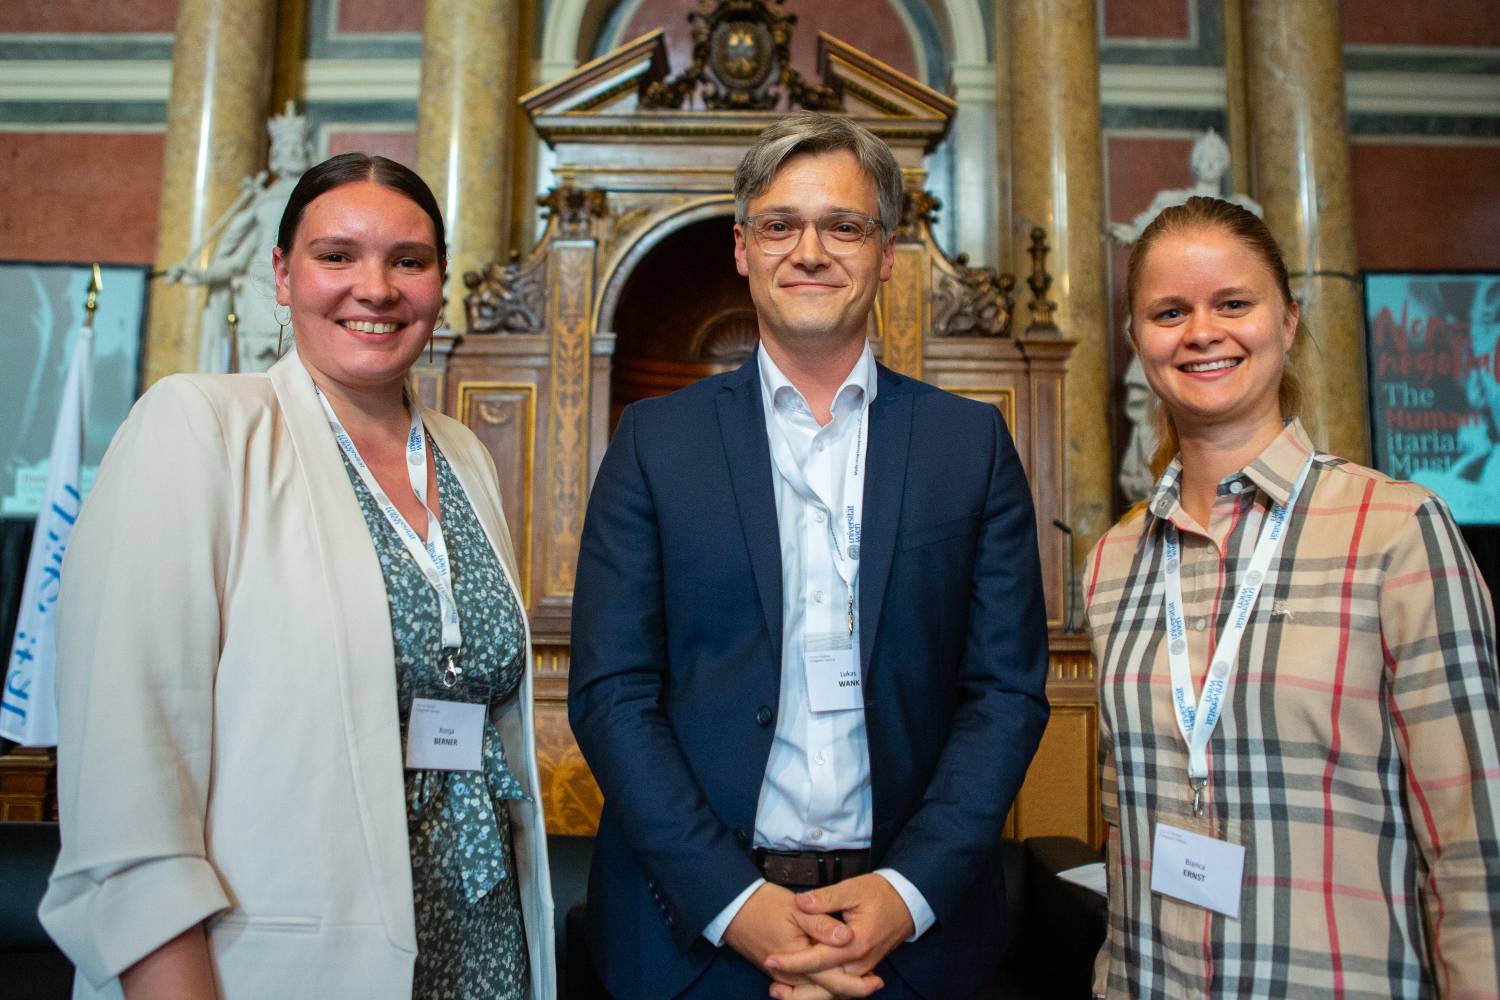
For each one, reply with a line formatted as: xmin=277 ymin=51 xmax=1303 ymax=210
xmin=739 ymin=212 xmax=888 ymax=257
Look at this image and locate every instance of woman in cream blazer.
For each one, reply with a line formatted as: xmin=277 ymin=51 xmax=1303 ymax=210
xmin=40 ymin=156 xmax=554 ymax=999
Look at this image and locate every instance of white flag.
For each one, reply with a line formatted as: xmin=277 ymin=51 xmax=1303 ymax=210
xmin=1 ymin=317 xmax=94 ymax=746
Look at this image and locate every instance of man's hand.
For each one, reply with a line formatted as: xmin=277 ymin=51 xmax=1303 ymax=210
xmin=764 ymin=872 xmax=916 ymax=990
xmin=723 ymin=883 xmax=883 ymax=998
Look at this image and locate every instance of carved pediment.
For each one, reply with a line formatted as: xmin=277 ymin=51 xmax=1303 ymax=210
xmin=520 ymin=1 xmax=954 ymax=154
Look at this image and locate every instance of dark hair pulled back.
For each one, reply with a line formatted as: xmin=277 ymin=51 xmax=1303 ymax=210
xmin=275 ymin=152 xmax=447 ymax=272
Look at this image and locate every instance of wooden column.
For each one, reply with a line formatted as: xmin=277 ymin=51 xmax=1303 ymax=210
xmin=144 ymin=0 xmax=277 ymax=385
xmin=1010 ymin=0 xmax=1112 ymax=581
xmin=1245 ymin=0 xmax=1369 ymax=461
xmin=416 ymin=0 xmax=520 ymax=328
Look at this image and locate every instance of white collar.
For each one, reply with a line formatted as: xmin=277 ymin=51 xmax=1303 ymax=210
xmin=756 ymin=340 xmax=877 ymax=421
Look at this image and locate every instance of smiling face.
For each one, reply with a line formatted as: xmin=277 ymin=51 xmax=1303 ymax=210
xmin=1131 ymin=225 xmax=1299 ymax=439
xmin=733 ymin=149 xmax=894 ymax=357
xmin=272 ymin=180 xmax=444 ymax=398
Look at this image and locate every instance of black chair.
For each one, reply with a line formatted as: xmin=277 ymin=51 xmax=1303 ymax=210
xmin=0 ymin=821 xmax=74 ymax=1000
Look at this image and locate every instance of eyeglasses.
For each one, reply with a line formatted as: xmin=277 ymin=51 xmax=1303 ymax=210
xmin=742 ymin=212 xmax=884 ymax=256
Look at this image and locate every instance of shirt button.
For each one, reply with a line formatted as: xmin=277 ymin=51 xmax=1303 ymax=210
xmin=755 ymin=705 xmax=773 ymax=727
xmin=809 ymin=828 xmax=823 ymax=842
xmin=1228 ymin=480 xmax=1245 ymax=494
xmin=813 ymin=509 xmax=827 ymax=523
xmin=812 ymin=590 xmax=825 ymax=603
xmin=815 ymin=440 xmax=826 ymax=452
xmin=814 ymin=751 xmax=826 ymax=766
xmin=1192 ymin=617 xmax=1207 ymax=631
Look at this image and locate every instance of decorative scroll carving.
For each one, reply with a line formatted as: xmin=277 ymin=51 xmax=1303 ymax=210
xmin=932 ymin=260 xmax=1016 ymax=338
xmin=542 ymin=185 xmax=609 ymax=239
xmin=463 ymin=251 xmax=546 ymax=334
xmin=640 ymin=0 xmax=840 ymax=112
xmin=905 ymin=190 xmax=1017 ymax=338
xmin=1025 ymin=226 xmax=1060 ymax=336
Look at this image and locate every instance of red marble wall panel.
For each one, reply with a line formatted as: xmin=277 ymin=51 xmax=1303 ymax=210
xmin=7 ymin=0 xmax=177 ymax=33
xmin=1351 ymin=143 xmax=1500 ymax=271
xmin=1 ymin=133 xmax=164 ymax=264
xmin=1341 ymin=0 xmax=1500 ymax=48
xmin=1102 ymin=0 xmax=1191 ymax=41
xmin=623 ymin=0 xmax=919 ymax=86
xmin=325 ymin=130 xmax=419 ymax=169
xmin=1105 ymin=135 xmax=1196 ymax=333
xmin=335 ymin=0 xmax=424 ymax=35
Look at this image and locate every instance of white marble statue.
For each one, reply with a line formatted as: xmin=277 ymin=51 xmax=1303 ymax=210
xmin=1109 ymin=130 xmax=1261 ymax=245
xmin=167 ymin=102 xmax=311 ymax=373
xmin=1111 ymin=130 xmax=1263 ymax=502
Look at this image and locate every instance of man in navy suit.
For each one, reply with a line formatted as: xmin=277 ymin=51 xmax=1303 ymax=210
xmin=570 ymin=111 xmax=1050 ymax=999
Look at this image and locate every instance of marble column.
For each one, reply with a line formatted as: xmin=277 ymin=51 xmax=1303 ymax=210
xmin=1244 ymin=0 xmax=1370 ymax=462
xmin=416 ymin=0 xmax=519 ymax=328
xmin=992 ymin=3 xmax=1014 ymax=277
xmin=144 ymin=0 xmax=277 ymax=385
xmin=1221 ymin=0 xmax=1252 ymax=196
xmin=509 ymin=0 xmax=544 ymax=257
xmin=1010 ymin=0 xmax=1113 ymax=594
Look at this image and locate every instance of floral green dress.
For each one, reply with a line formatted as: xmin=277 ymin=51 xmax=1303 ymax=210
xmin=341 ymin=440 xmax=531 ymax=1000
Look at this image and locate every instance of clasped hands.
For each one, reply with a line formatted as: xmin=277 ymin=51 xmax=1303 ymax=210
xmin=723 ymin=874 xmax=915 ymax=1000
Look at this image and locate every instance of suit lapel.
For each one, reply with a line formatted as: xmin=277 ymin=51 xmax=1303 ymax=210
xmin=716 ymin=354 xmax=784 ymax=663
xmin=859 ymin=366 xmax=911 ymax=676
xmin=268 ymin=351 xmax=417 ymax=954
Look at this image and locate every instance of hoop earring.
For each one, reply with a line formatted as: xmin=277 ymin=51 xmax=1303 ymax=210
xmin=274 ymin=303 xmax=292 ymax=356
xmin=429 ymin=318 xmax=447 ymax=364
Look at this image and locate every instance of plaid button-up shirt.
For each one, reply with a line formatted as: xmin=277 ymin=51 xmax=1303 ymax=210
xmin=1085 ymin=420 xmax=1500 ymax=998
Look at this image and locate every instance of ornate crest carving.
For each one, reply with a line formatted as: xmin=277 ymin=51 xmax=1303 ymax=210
xmin=542 ymin=185 xmax=609 ymax=239
xmin=463 ymin=251 xmax=546 ymax=334
xmin=640 ymin=0 xmax=840 ymax=111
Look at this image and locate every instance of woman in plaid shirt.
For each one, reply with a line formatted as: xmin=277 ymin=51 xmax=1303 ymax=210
xmin=1085 ymin=196 xmax=1500 ymax=998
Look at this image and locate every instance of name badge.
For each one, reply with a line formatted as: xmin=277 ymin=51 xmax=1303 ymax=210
xmin=805 ymin=633 xmax=862 ymax=713
xmin=1150 ymin=821 xmax=1245 ymax=918
xmin=405 ymin=697 xmax=485 ymax=771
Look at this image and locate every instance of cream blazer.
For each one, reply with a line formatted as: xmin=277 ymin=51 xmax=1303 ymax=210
xmin=40 ymin=353 xmax=555 ymax=999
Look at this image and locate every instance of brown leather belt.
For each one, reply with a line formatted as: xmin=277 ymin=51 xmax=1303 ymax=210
xmin=753 ymin=848 xmax=871 ymax=888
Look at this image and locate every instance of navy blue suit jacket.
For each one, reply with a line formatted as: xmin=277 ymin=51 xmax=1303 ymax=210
xmin=569 ymin=353 xmax=1050 ymax=998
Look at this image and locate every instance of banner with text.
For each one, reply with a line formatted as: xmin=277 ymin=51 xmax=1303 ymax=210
xmin=1365 ymin=272 xmax=1500 ymax=525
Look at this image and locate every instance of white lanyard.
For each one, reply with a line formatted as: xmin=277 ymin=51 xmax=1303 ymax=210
xmin=315 ymin=386 xmax=465 ymax=686
xmin=1162 ymin=454 xmax=1314 ymax=815
xmin=765 ymin=395 xmax=868 ymax=636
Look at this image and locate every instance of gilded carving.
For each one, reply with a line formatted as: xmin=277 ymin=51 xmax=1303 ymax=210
xmin=535 ymin=704 xmax=604 ymax=835
xmin=542 ymin=185 xmax=609 ymax=240
xmin=1024 ymin=226 xmax=1060 ymax=336
xmin=880 ymin=247 xmax=924 ymax=377
xmin=545 ymin=245 xmax=593 ymax=596
xmin=897 ymin=190 xmax=941 ymax=243
xmin=639 ymin=0 xmax=840 ymax=112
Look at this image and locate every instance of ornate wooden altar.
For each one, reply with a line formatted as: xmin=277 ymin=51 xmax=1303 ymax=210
xmin=417 ymin=5 xmax=1102 ymax=845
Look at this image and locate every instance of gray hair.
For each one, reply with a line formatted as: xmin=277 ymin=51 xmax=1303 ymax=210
xmin=733 ymin=111 xmax=903 ymax=234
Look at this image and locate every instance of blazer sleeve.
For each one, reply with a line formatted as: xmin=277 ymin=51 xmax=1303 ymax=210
xmin=568 ymin=404 xmax=762 ymax=946
xmin=39 ymin=377 xmax=234 ymax=989
xmin=878 ymin=404 xmax=1051 ymax=920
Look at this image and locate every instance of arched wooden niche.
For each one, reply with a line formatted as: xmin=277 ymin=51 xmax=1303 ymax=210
xmin=424 ymin=13 xmax=1095 ymax=850
xmin=600 ymin=202 xmax=752 ymax=430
